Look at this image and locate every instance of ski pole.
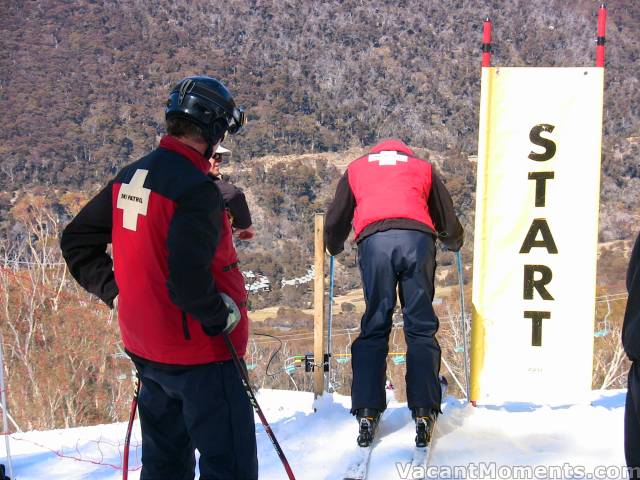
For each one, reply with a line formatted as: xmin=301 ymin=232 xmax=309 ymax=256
xmin=123 ymin=374 xmax=140 ymax=480
xmin=222 ymin=333 xmax=296 ymax=480
xmin=455 ymin=250 xmax=471 ymax=402
xmin=0 ymin=338 xmax=13 ymax=480
xmin=326 ymin=255 xmax=335 ymax=392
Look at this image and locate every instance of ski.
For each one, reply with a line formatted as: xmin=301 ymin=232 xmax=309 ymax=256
xmin=408 ymin=444 xmax=434 ymax=479
xmin=407 ymin=377 xmax=449 ymax=479
xmin=342 ymin=410 xmax=387 ymax=480
xmin=342 ymin=388 xmax=394 ymax=480
xmin=342 ymin=442 xmax=374 ymax=480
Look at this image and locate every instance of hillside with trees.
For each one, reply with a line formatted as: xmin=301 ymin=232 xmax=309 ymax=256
xmin=1 ymin=1 xmax=639 ymax=187
xmin=1 ymin=0 xmax=638 ymax=264
xmin=0 ymin=1 xmax=639 ymax=429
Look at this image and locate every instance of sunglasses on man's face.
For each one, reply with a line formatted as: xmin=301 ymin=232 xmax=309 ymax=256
xmin=212 ymin=154 xmax=223 ymax=162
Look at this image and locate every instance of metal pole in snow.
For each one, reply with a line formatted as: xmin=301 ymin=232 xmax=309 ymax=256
xmin=456 ymin=251 xmax=471 ymax=402
xmin=0 ymin=336 xmax=14 ymax=479
xmin=326 ymin=256 xmax=335 ymax=392
xmin=222 ymin=333 xmax=296 ymax=480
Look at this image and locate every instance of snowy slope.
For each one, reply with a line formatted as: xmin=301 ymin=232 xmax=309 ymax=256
xmin=1 ymin=388 xmax=628 ymax=479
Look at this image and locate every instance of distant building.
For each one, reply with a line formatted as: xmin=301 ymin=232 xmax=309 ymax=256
xmin=241 ymin=264 xmax=320 ymax=292
xmin=281 ymin=266 xmax=315 ymax=287
xmin=242 ymin=271 xmax=271 ymax=292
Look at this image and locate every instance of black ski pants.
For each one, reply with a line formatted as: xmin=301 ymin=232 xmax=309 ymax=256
xmin=351 ymin=229 xmax=442 ymax=413
xmin=134 ymin=359 xmax=258 ymax=480
xmin=627 ymin=361 xmax=640 ymax=480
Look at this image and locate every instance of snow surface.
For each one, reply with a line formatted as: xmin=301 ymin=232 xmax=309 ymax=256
xmin=1 ymin=388 xmax=629 ymax=479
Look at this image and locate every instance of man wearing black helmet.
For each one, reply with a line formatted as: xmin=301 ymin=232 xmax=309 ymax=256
xmin=60 ymin=76 xmax=257 ymax=479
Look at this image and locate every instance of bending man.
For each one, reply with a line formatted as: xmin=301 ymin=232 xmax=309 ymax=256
xmin=325 ymin=139 xmax=463 ymax=448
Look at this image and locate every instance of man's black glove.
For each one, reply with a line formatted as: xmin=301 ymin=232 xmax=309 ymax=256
xmin=201 ymin=293 xmax=241 ymax=337
xmin=325 ymin=245 xmax=344 ymax=256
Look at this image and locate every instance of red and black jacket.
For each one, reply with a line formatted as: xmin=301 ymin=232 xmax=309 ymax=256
xmin=61 ymin=136 xmax=248 ymax=366
xmin=211 ymin=176 xmax=253 ymax=230
xmin=325 ymin=139 xmax=463 ymax=255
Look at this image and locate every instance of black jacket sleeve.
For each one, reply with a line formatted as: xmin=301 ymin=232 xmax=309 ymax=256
xmin=427 ymin=168 xmax=464 ymax=252
xmin=324 ymin=172 xmax=355 ymax=256
xmin=166 ymin=180 xmax=228 ymax=330
xmin=216 ymin=179 xmax=252 ymax=229
xmin=60 ymin=182 xmax=118 ymax=307
xmin=623 ymin=233 xmax=640 ymax=362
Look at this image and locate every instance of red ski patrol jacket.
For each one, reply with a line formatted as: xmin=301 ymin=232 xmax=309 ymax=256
xmin=324 ymin=139 xmax=463 ymax=255
xmin=348 ymin=139 xmax=437 ymax=239
xmin=61 ymin=135 xmax=248 ymax=366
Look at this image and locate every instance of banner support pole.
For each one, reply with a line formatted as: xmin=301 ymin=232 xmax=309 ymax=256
xmin=482 ymin=17 xmax=492 ymax=67
xmin=595 ymin=4 xmax=607 ymax=68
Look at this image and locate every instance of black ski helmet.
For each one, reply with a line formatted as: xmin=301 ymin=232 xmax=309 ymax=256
xmin=165 ymin=76 xmax=246 ymax=158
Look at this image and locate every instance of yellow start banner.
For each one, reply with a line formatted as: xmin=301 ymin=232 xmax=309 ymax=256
xmin=471 ymin=67 xmax=604 ymax=404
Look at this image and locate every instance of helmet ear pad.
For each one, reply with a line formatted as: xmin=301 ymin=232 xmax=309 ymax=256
xmin=203 ymin=118 xmax=229 ymax=159
xmin=208 ymin=117 xmax=228 ymax=145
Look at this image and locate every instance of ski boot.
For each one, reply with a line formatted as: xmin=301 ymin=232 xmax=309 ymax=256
xmin=355 ymin=408 xmax=381 ymax=447
xmin=412 ymin=407 xmax=437 ymax=448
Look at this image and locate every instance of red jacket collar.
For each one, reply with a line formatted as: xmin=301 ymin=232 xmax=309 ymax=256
xmin=369 ymin=139 xmax=415 ymax=157
xmin=159 ymin=135 xmax=210 ymax=174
